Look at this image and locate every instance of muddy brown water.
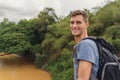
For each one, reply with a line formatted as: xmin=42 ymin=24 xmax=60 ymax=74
xmin=0 ymin=54 xmax=51 ymax=80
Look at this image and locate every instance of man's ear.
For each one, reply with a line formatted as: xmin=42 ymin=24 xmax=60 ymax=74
xmin=86 ymin=22 xmax=89 ymax=28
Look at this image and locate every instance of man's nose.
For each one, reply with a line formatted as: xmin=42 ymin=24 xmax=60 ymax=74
xmin=73 ymin=23 xmax=77 ymax=27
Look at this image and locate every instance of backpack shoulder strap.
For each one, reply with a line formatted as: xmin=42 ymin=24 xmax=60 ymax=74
xmin=82 ymin=36 xmax=97 ymax=41
xmin=83 ymin=36 xmax=116 ymax=54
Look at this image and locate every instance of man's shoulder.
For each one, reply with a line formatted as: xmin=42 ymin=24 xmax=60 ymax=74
xmin=80 ymin=39 xmax=96 ymax=46
xmin=74 ymin=38 xmax=97 ymax=49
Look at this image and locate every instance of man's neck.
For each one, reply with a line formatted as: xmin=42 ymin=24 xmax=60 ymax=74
xmin=74 ymin=33 xmax=88 ymax=44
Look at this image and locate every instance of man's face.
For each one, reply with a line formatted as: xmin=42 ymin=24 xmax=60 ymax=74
xmin=70 ymin=15 xmax=89 ymax=37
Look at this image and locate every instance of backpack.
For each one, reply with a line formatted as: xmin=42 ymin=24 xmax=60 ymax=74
xmin=83 ymin=36 xmax=120 ymax=80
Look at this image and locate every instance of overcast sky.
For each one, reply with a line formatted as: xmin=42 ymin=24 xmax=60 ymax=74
xmin=0 ymin=0 xmax=114 ymax=22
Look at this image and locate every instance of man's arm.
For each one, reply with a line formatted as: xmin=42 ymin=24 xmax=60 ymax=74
xmin=78 ymin=60 xmax=92 ymax=80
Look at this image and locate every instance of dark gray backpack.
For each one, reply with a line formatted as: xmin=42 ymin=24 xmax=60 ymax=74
xmin=83 ymin=37 xmax=120 ymax=80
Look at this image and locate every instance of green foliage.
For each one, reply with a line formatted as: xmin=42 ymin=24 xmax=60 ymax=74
xmin=32 ymin=7 xmax=57 ymax=44
xmin=89 ymin=0 xmax=120 ymax=36
xmin=0 ymin=18 xmax=32 ymax=55
xmin=41 ymin=17 xmax=72 ymax=54
xmin=46 ymin=48 xmax=73 ymax=80
xmin=0 ymin=18 xmax=16 ymax=30
xmin=0 ymin=33 xmax=31 ymax=54
xmin=104 ymin=25 xmax=120 ymax=40
xmin=34 ymin=53 xmax=45 ymax=68
xmin=112 ymin=39 xmax=120 ymax=53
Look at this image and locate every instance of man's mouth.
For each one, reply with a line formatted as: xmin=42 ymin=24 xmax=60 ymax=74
xmin=72 ymin=29 xmax=79 ymax=32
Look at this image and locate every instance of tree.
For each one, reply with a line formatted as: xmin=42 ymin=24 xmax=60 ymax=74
xmin=104 ymin=25 xmax=120 ymax=40
xmin=89 ymin=0 xmax=120 ymax=36
xmin=0 ymin=19 xmax=31 ymax=55
xmin=32 ymin=7 xmax=58 ymax=44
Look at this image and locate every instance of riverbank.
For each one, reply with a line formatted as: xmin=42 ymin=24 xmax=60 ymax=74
xmin=0 ymin=54 xmax=51 ymax=80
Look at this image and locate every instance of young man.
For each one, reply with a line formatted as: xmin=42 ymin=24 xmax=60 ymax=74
xmin=70 ymin=10 xmax=99 ymax=80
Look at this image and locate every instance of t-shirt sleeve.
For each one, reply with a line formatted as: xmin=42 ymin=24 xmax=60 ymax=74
xmin=76 ymin=41 xmax=96 ymax=64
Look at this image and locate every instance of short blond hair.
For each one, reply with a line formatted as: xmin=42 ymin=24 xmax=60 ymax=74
xmin=70 ymin=10 xmax=88 ymax=22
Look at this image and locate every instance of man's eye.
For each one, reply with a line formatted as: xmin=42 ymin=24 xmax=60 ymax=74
xmin=70 ymin=21 xmax=74 ymax=24
xmin=77 ymin=21 xmax=81 ymax=24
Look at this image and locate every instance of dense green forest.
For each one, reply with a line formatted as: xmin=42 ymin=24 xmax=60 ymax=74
xmin=0 ymin=0 xmax=120 ymax=80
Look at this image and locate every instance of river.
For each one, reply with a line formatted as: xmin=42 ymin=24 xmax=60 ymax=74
xmin=0 ymin=54 xmax=51 ymax=80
